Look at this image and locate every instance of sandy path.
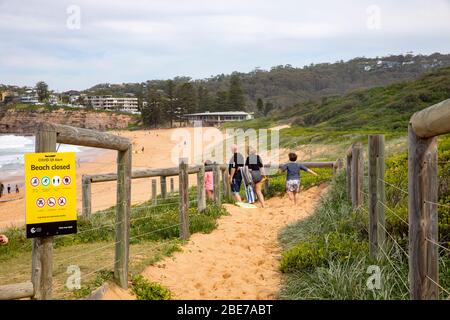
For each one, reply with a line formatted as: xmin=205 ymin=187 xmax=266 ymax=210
xmin=103 ymin=184 xmax=328 ymax=300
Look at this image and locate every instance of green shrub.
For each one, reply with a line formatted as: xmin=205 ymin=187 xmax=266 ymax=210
xmin=265 ymin=168 xmax=333 ymax=198
xmin=279 ymin=255 xmax=409 ymax=300
xmin=280 ymin=231 xmax=367 ymax=273
xmin=131 ymin=275 xmax=171 ymax=300
xmin=73 ymin=270 xmax=114 ymax=299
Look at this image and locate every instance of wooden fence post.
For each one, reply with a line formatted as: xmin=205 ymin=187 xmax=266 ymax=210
xmin=213 ymin=163 xmax=221 ymax=205
xmin=377 ymin=138 xmax=386 ymax=257
xmin=152 ymin=179 xmax=157 ymax=206
xmin=346 ymin=153 xmax=352 ymax=200
xmin=179 ymin=159 xmax=190 ymax=240
xmin=170 ymin=177 xmax=174 ymax=193
xmin=82 ymin=176 xmax=92 ymax=218
xmin=32 ymin=124 xmax=57 ymax=300
xmin=222 ymin=168 xmax=230 ymax=200
xmin=333 ymin=158 xmax=344 ymax=177
xmin=351 ymin=143 xmax=364 ymax=208
xmin=114 ymin=145 xmax=132 ymax=289
xmin=197 ymin=165 xmax=206 ymax=212
xmin=368 ymin=135 xmax=385 ymax=259
xmin=160 ymin=176 xmax=167 ymax=199
xmin=408 ymin=124 xmax=438 ymax=299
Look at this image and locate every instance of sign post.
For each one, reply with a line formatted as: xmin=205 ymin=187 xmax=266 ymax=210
xmin=25 ymin=152 xmax=77 ymax=238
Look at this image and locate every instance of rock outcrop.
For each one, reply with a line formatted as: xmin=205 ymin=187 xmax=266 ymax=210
xmin=0 ymin=108 xmax=137 ymax=134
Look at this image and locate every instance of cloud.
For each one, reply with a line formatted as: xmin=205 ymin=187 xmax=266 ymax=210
xmin=0 ymin=0 xmax=449 ymax=90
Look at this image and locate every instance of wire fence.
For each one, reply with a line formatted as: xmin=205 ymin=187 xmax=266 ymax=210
xmin=0 ymin=153 xmax=217 ymax=299
xmin=354 ymin=148 xmax=450 ymax=299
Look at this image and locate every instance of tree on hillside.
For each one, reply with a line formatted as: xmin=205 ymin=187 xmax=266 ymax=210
xmin=197 ymin=85 xmax=213 ymax=112
xmin=135 ymin=86 xmax=145 ymax=111
xmin=227 ymin=75 xmax=245 ymax=111
xmin=175 ymin=82 xmax=197 ymax=115
xmin=36 ymin=81 xmax=49 ymax=102
xmin=263 ymin=102 xmax=274 ymax=116
xmin=214 ymin=91 xmax=228 ymax=111
xmin=164 ymin=80 xmax=178 ymax=127
xmin=61 ymin=95 xmax=70 ymax=104
xmin=142 ymin=87 xmax=164 ymax=128
xmin=256 ymin=98 xmax=264 ymax=115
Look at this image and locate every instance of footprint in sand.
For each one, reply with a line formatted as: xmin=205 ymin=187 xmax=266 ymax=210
xmin=256 ymin=260 xmax=265 ymax=266
xmin=194 ymin=283 xmax=203 ymax=289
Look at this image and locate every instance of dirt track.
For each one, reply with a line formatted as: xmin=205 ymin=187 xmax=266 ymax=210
xmin=104 ymin=184 xmax=328 ymax=300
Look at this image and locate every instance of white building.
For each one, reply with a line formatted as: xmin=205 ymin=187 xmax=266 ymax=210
xmin=182 ymin=111 xmax=254 ymax=125
xmin=85 ymin=95 xmax=139 ymax=114
xmin=20 ymin=93 xmax=39 ymax=104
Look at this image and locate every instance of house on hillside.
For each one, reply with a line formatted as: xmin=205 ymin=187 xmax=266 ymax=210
xmin=181 ymin=111 xmax=254 ymax=126
xmin=85 ymin=95 xmax=140 ymax=114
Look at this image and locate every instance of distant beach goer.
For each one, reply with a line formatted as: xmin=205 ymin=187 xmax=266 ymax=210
xmin=280 ymin=153 xmax=318 ymax=205
xmin=228 ymin=145 xmax=245 ymax=203
xmin=0 ymin=183 xmax=4 ymax=198
xmin=0 ymin=234 xmax=8 ymax=245
xmin=204 ymin=160 xmax=214 ymax=201
xmin=7 ymin=184 xmax=11 ymax=194
xmin=15 ymin=185 xmax=19 ymax=194
xmin=245 ymin=147 xmax=266 ymax=208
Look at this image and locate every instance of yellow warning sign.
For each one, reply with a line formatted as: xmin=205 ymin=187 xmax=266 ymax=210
xmin=24 ymin=152 xmax=77 ymax=238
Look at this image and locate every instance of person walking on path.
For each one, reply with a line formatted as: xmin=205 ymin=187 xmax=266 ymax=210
xmin=7 ymin=184 xmax=11 ymax=194
xmin=245 ymin=147 xmax=266 ymax=208
xmin=15 ymin=185 xmax=20 ymax=194
xmin=0 ymin=183 xmax=3 ymax=198
xmin=280 ymin=152 xmax=318 ymax=205
xmin=204 ymin=160 xmax=214 ymax=201
xmin=228 ymin=145 xmax=245 ymax=203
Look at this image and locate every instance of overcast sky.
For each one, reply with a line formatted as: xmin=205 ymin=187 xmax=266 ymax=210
xmin=1 ymin=0 xmax=450 ymax=91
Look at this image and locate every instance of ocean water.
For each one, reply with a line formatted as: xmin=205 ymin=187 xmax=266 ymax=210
xmin=0 ymin=135 xmax=83 ymax=185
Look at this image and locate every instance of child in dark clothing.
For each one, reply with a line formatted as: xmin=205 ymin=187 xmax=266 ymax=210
xmin=280 ymin=153 xmax=318 ymax=205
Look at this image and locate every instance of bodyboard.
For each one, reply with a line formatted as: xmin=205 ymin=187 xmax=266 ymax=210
xmin=235 ymin=202 xmax=257 ymax=209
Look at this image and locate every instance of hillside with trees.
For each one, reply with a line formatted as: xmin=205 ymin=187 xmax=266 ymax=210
xmin=226 ymin=66 xmax=450 ymax=148
xmin=83 ymin=53 xmax=450 ymax=116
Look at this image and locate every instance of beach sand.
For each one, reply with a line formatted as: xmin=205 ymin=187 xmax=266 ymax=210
xmin=0 ymin=127 xmax=222 ymax=231
xmin=103 ymin=184 xmax=328 ymax=300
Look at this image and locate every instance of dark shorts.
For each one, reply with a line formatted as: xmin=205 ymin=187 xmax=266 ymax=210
xmin=251 ymin=170 xmax=262 ymax=184
xmin=230 ymin=175 xmax=242 ymax=194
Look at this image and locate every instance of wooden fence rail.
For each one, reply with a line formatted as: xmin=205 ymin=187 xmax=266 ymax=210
xmin=81 ymin=164 xmax=228 ymax=217
xmin=0 ymin=282 xmax=34 ymax=300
